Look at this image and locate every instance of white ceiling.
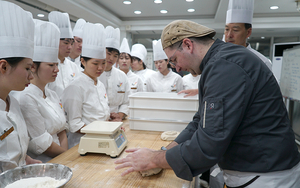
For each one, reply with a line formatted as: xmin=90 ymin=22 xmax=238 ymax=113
xmin=5 ymin=0 xmax=300 ymax=50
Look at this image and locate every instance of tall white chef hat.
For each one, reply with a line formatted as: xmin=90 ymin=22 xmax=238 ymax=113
xmin=0 ymin=1 xmax=34 ymax=59
xmin=131 ymin=44 xmax=147 ymax=62
xmin=33 ymin=19 xmax=60 ymax=63
xmin=81 ymin=23 xmax=106 ymax=59
xmin=226 ymin=0 xmax=254 ymax=24
xmin=73 ymin=18 xmax=86 ymax=38
xmin=48 ymin=11 xmax=73 ymax=39
xmin=105 ymin=26 xmax=120 ymax=51
xmin=119 ymin=38 xmax=130 ymax=54
xmin=153 ymin=39 xmax=168 ymax=61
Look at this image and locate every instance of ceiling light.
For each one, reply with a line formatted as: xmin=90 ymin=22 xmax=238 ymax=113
xmin=186 ymin=0 xmax=194 ymax=2
xmin=261 ymin=36 xmax=265 ymax=39
xmin=154 ymin=0 xmax=162 ymax=3
xmin=270 ymin=6 xmax=279 ymax=10
xmin=134 ymin=10 xmax=141 ymax=14
xmin=187 ymin=9 xmax=195 ymax=12
xmin=123 ymin=1 xmax=131 ymax=5
xmin=37 ymin=14 xmax=44 ymax=17
xmin=160 ymin=10 xmax=168 ymax=14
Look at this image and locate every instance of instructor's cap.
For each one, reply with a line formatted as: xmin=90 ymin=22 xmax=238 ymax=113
xmin=226 ymin=0 xmax=254 ymax=24
xmin=161 ymin=20 xmax=215 ymax=49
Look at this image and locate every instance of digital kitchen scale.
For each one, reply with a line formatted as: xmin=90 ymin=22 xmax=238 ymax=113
xmin=78 ymin=121 xmax=128 ymax=157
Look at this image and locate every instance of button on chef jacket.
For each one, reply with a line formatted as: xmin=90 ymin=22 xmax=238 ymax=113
xmin=0 ymin=94 xmax=29 ymax=173
xmin=19 ymin=84 xmax=68 ymax=163
xmin=47 ymin=58 xmax=81 ymax=97
xmin=61 ymin=72 xmax=110 ymax=148
xmin=145 ymin=69 xmax=184 ymax=92
xmin=127 ymin=70 xmax=144 ymax=94
xmin=182 ymin=73 xmax=201 ymax=90
xmin=98 ymin=66 xmax=130 ymax=115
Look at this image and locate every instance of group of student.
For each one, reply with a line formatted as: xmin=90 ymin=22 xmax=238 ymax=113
xmin=0 ymin=1 xmax=200 ymax=173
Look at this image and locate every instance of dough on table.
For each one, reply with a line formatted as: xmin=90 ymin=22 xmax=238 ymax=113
xmin=161 ymin=131 xmax=180 ymax=141
xmin=139 ymin=168 xmax=162 ymax=177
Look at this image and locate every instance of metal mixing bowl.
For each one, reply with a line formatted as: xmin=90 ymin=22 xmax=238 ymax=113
xmin=0 ymin=163 xmax=72 ymax=188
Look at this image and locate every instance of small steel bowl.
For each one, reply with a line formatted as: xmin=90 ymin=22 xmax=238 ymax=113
xmin=0 ymin=163 xmax=72 ymax=188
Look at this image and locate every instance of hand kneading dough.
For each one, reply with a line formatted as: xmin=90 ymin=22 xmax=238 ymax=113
xmin=139 ymin=168 xmax=162 ymax=177
xmin=161 ymin=131 xmax=180 ymax=141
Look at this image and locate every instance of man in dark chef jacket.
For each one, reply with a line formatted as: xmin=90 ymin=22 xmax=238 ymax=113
xmin=115 ymin=20 xmax=300 ymax=187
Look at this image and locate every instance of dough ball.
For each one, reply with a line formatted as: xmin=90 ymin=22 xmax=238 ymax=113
xmin=161 ymin=131 xmax=180 ymax=141
xmin=139 ymin=168 xmax=162 ymax=177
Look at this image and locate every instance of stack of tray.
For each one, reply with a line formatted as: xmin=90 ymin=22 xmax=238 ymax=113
xmin=128 ymin=92 xmax=198 ymax=132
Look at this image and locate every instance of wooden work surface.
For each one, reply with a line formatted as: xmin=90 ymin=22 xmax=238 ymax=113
xmin=49 ymin=120 xmax=194 ymax=188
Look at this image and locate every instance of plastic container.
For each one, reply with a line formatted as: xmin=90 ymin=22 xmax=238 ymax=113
xmin=129 ymin=118 xmax=190 ymax=132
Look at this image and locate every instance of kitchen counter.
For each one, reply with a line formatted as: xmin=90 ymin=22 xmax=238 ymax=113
xmin=49 ymin=120 xmax=195 ymax=187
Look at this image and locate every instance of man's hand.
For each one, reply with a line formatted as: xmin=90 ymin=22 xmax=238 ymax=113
xmin=115 ymin=148 xmax=162 ymax=176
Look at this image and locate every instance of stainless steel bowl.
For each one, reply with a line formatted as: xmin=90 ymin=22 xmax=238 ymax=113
xmin=0 ymin=163 xmax=72 ymax=188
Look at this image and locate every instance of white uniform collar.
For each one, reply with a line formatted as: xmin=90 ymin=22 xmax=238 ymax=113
xmin=81 ymin=72 xmax=97 ymax=85
xmin=126 ymin=70 xmax=133 ymax=76
xmin=158 ymin=68 xmax=172 ymax=79
xmin=28 ymin=84 xmax=44 ymax=98
xmin=0 ymin=97 xmax=7 ymax=111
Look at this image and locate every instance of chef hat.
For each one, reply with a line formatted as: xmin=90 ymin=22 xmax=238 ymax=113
xmin=105 ymin=26 xmax=120 ymax=50
xmin=81 ymin=23 xmax=106 ymax=59
xmin=153 ymin=39 xmax=168 ymax=61
xmin=119 ymin=38 xmax=130 ymax=54
xmin=48 ymin=11 xmax=73 ymax=39
xmin=73 ymin=18 xmax=86 ymax=38
xmin=226 ymin=0 xmax=254 ymax=24
xmin=0 ymin=1 xmax=34 ymax=59
xmin=131 ymin=44 xmax=147 ymax=62
xmin=33 ymin=19 xmax=60 ymax=63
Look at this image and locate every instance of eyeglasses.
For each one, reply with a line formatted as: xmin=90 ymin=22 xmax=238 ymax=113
xmin=168 ymin=41 xmax=182 ymax=67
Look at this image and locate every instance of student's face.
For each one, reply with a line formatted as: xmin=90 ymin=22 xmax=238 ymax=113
xmin=154 ymin=59 xmax=168 ymax=73
xmin=82 ymin=58 xmax=106 ymax=81
xmin=1 ymin=58 xmax=34 ymax=91
xmin=224 ymin=23 xmax=252 ymax=47
xmin=71 ymin=36 xmax=83 ymax=57
xmin=118 ymin=53 xmax=131 ymax=71
xmin=131 ymin=59 xmax=143 ymax=71
xmin=59 ymin=39 xmax=74 ymax=58
xmin=32 ymin=62 xmax=59 ymax=84
xmin=105 ymin=49 xmax=119 ymax=71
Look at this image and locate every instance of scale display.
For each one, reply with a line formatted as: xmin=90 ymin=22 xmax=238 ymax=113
xmin=115 ymin=133 xmax=125 ymax=148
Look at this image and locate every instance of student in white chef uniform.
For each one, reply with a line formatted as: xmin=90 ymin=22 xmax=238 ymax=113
xmin=47 ymin=11 xmax=81 ymax=97
xmin=145 ymin=39 xmax=183 ymax=93
xmin=177 ymin=73 xmax=201 ymax=97
xmin=131 ymin=44 xmax=156 ymax=89
xmin=0 ymin=1 xmax=41 ymax=173
xmin=61 ymin=23 xmax=110 ymax=149
xmin=19 ymin=20 xmax=68 ymax=163
xmin=118 ymin=38 xmax=143 ymax=94
xmin=98 ymin=26 xmax=130 ymax=121
xmin=68 ymin=18 xmax=86 ymax=70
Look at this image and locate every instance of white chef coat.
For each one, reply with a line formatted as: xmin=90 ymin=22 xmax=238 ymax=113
xmin=47 ymin=58 xmax=81 ymax=97
xmin=98 ymin=66 xmax=130 ymax=115
xmin=126 ymin=70 xmax=144 ymax=94
xmin=67 ymin=56 xmax=84 ymax=71
xmin=145 ymin=69 xmax=183 ymax=93
xmin=133 ymin=68 xmax=156 ymax=91
xmin=247 ymin=43 xmax=272 ymax=71
xmin=61 ymin=72 xmax=110 ymax=148
xmin=182 ymin=73 xmax=201 ymax=90
xmin=0 ymin=94 xmax=29 ymax=173
xmin=19 ymin=84 xmax=68 ymax=163
xmin=224 ymin=161 xmax=300 ymax=188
